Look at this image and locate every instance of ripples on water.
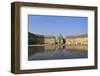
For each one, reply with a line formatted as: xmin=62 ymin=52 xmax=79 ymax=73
xmin=28 ymin=45 xmax=88 ymax=60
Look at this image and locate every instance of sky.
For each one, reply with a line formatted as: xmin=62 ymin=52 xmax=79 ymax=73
xmin=28 ymin=15 xmax=88 ymax=36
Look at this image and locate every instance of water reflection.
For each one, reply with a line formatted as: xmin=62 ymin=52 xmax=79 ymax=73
xmin=28 ymin=45 xmax=88 ymax=60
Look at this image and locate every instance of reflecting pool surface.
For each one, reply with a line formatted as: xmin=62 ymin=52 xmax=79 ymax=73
xmin=28 ymin=45 xmax=88 ymax=60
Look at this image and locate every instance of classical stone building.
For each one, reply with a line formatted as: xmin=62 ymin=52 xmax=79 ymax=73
xmin=28 ymin=32 xmax=56 ymax=45
xmin=28 ymin=32 xmax=88 ymax=45
xmin=65 ymin=34 xmax=88 ymax=45
xmin=44 ymin=36 xmax=56 ymax=44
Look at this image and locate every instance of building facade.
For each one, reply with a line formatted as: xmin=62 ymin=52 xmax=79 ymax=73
xmin=28 ymin=32 xmax=56 ymax=45
xmin=28 ymin=32 xmax=88 ymax=45
xmin=44 ymin=36 xmax=56 ymax=44
xmin=65 ymin=34 xmax=88 ymax=45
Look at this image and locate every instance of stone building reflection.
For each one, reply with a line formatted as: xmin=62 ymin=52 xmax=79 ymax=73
xmin=28 ymin=32 xmax=88 ymax=60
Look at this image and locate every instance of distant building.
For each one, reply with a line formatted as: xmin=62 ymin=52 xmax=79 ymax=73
xmin=43 ymin=35 xmax=56 ymax=44
xmin=65 ymin=34 xmax=88 ymax=45
xmin=28 ymin=32 xmax=88 ymax=45
xmin=28 ymin=32 xmax=56 ymax=45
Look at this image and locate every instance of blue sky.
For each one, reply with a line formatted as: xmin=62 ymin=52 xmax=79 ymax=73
xmin=28 ymin=15 xmax=88 ymax=36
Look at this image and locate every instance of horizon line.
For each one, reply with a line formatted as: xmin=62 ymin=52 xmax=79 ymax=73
xmin=28 ymin=32 xmax=87 ymax=37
